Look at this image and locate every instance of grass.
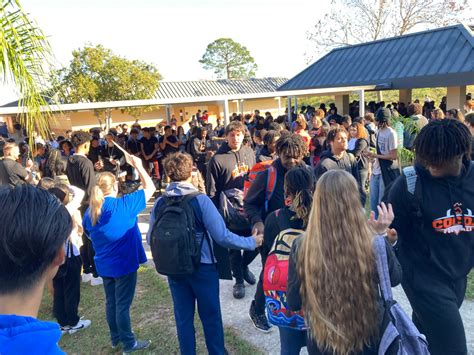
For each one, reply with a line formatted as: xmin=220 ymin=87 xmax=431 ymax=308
xmin=38 ymin=266 xmax=262 ymax=355
xmin=467 ymin=271 xmax=474 ymax=300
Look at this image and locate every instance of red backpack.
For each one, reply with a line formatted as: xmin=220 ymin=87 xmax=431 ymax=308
xmin=263 ymin=209 xmax=306 ymax=330
xmin=243 ymin=160 xmax=277 ymax=212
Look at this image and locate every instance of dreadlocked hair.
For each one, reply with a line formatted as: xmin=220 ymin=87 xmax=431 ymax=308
xmin=275 ymin=133 xmax=308 ymax=159
xmin=284 ymin=167 xmax=314 ymax=227
xmin=414 ymin=119 xmax=472 ymax=168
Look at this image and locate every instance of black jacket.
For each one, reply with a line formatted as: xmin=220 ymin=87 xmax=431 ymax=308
xmin=287 ymin=237 xmax=402 ymax=312
xmin=314 ymin=150 xmax=366 ymax=205
xmin=348 ymin=138 xmax=369 ymax=171
xmin=388 ymin=160 xmax=474 ymax=281
xmin=206 ymin=142 xmax=255 ymax=206
xmin=256 ymin=146 xmax=274 ymax=163
xmin=66 ymin=154 xmax=96 ymax=206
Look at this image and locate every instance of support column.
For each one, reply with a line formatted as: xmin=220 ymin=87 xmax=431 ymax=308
xmin=276 ymin=97 xmax=281 ymax=116
xmin=239 ymin=100 xmax=244 ymax=114
xmin=223 ymin=99 xmax=230 ymax=126
xmin=105 ymin=109 xmax=112 ymax=131
xmin=287 ymin=96 xmax=292 ymax=125
xmin=399 ymin=89 xmax=412 ymax=105
xmin=165 ymin=105 xmax=172 ymax=125
xmin=335 ymin=94 xmax=349 ymax=115
xmin=447 ymin=86 xmax=467 ymax=113
xmin=358 ymin=90 xmax=365 ymax=118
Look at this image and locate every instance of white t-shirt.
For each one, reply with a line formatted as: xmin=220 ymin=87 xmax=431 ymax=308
xmin=373 ymin=127 xmax=397 ymax=175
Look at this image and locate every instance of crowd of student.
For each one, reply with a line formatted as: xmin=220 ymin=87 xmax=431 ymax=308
xmin=0 ymin=97 xmax=473 ymax=355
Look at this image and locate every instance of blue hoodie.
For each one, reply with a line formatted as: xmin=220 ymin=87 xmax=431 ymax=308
xmin=147 ymin=182 xmax=256 ymax=264
xmin=0 ymin=315 xmax=64 ymax=354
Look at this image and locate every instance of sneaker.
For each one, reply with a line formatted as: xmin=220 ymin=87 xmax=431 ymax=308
xmin=249 ymin=300 xmax=272 ymax=333
xmin=60 ymin=326 xmax=71 ymax=335
xmin=90 ymin=276 xmax=103 ymax=286
xmin=123 ymin=339 xmax=151 ymax=354
xmin=233 ymin=282 xmax=245 ymax=299
xmin=68 ymin=318 xmax=91 ymax=334
xmin=81 ymin=273 xmax=92 ymax=283
xmin=243 ymin=267 xmax=256 ymax=285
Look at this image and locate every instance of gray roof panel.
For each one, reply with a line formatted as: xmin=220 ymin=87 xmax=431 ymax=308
xmin=279 ymin=24 xmax=474 ymax=91
xmin=155 ymin=77 xmax=288 ymax=100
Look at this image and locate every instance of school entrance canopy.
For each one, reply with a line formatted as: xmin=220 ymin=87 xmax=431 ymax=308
xmin=279 ymin=24 xmax=474 ymax=117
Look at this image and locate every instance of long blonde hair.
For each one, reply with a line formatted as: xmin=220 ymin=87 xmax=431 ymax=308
xmin=89 ymin=172 xmax=116 ymax=226
xmin=298 ymin=170 xmax=378 ymax=354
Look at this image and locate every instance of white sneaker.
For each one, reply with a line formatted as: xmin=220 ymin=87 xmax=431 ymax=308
xmin=81 ymin=273 xmax=93 ymax=283
xmin=90 ymin=276 xmax=103 ymax=286
xmin=60 ymin=326 xmax=71 ymax=335
xmin=68 ymin=318 xmax=91 ymax=334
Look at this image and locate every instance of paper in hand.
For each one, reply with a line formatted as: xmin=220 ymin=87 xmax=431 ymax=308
xmin=112 ymin=141 xmax=133 ymax=165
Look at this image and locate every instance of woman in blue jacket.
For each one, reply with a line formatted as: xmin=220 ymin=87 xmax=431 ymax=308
xmin=83 ymin=155 xmax=155 ymax=354
xmin=147 ymin=152 xmax=263 ymax=355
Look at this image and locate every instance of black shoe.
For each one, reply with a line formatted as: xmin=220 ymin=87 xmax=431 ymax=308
xmin=233 ymin=282 xmax=245 ymax=299
xmin=249 ymin=300 xmax=272 ymax=333
xmin=243 ymin=267 xmax=256 ymax=285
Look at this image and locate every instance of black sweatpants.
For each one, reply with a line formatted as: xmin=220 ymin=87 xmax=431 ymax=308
xmin=402 ymin=270 xmax=467 ymax=355
xmin=229 ymin=249 xmax=259 ymax=284
xmin=254 ymin=249 xmax=268 ymax=315
xmin=79 ymin=205 xmax=98 ymax=277
xmin=53 ymin=255 xmax=82 ymax=327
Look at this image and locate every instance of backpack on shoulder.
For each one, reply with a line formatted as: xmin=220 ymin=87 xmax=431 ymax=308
xmin=374 ymin=236 xmax=430 ymax=354
xmin=263 ymin=209 xmax=306 ymax=330
xmin=243 ymin=160 xmax=277 ymax=212
xmin=150 ymin=192 xmax=209 ymax=276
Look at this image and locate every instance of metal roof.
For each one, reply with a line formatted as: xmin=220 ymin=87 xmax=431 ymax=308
xmin=155 ymin=77 xmax=288 ymax=99
xmin=279 ymin=24 xmax=474 ymax=91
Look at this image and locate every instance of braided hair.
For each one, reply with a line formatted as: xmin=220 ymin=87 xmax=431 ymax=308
xmin=414 ymin=119 xmax=472 ymax=168
xmin=284 ymin=167 xmax=314 ymax=226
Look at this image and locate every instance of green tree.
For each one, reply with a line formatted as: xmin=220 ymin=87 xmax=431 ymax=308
xmin=199 ymin=38 xmax=257 ymax=79
xmin=1 ymin=0 xmax=54 ymax=144
xmin=52 ymin=44 xmax=162 ymax=126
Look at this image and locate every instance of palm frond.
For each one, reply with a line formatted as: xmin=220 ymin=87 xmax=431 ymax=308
xmin=0 ymin=0 xmax=55 ymax=146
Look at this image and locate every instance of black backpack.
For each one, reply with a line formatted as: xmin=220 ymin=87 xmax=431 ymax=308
xmin=150 ymin=192 xmax=210 ymax=276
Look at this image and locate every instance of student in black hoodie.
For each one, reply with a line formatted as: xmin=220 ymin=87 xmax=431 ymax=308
xmin=206 ymin=121 xmax=257 ymax=299
xmin=388 ymin=119 xmax=474 ymax=355
xmin=244 ymin=133 xmax=308 ymax=332
xmin=314 ymin=127 xmax=366 ymax=206
xmin=256 ymin=130 xmax=280 ymax=163
xmin=66 ymin=131 xmax=100 ymax=286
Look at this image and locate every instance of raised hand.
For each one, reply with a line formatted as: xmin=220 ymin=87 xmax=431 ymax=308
xmin=368 ymin=202 xmax=394 ymax=235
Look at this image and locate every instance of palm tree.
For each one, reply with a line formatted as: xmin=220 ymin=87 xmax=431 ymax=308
xmin=0 ymin=0 xmax=53 ymax=145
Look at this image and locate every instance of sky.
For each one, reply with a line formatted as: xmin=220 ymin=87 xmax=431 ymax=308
xmin=0 ymin=0 xmax=331 ymax=104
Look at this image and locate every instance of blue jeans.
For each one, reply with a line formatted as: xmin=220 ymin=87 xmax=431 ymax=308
xmin=279 ymin=327 xmax=307 ymax=355
xmin=102 ymin=271 xmax=137 ymax=351
xmin=370 ymin=173 xmax=384 ymax=218
xmin=168 ymin=264 xmax=225 ymax=355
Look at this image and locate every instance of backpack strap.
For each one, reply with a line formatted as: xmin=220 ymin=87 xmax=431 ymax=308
xmin=373 ymin=236 xmax=393 ymax=302
xmin=188 ymin=194 xmax=215 ymax=263
xmin=403 ymin=166 xmax=417 ymax=195
xmin=265 ymin=165 xmax=277 ymax=212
